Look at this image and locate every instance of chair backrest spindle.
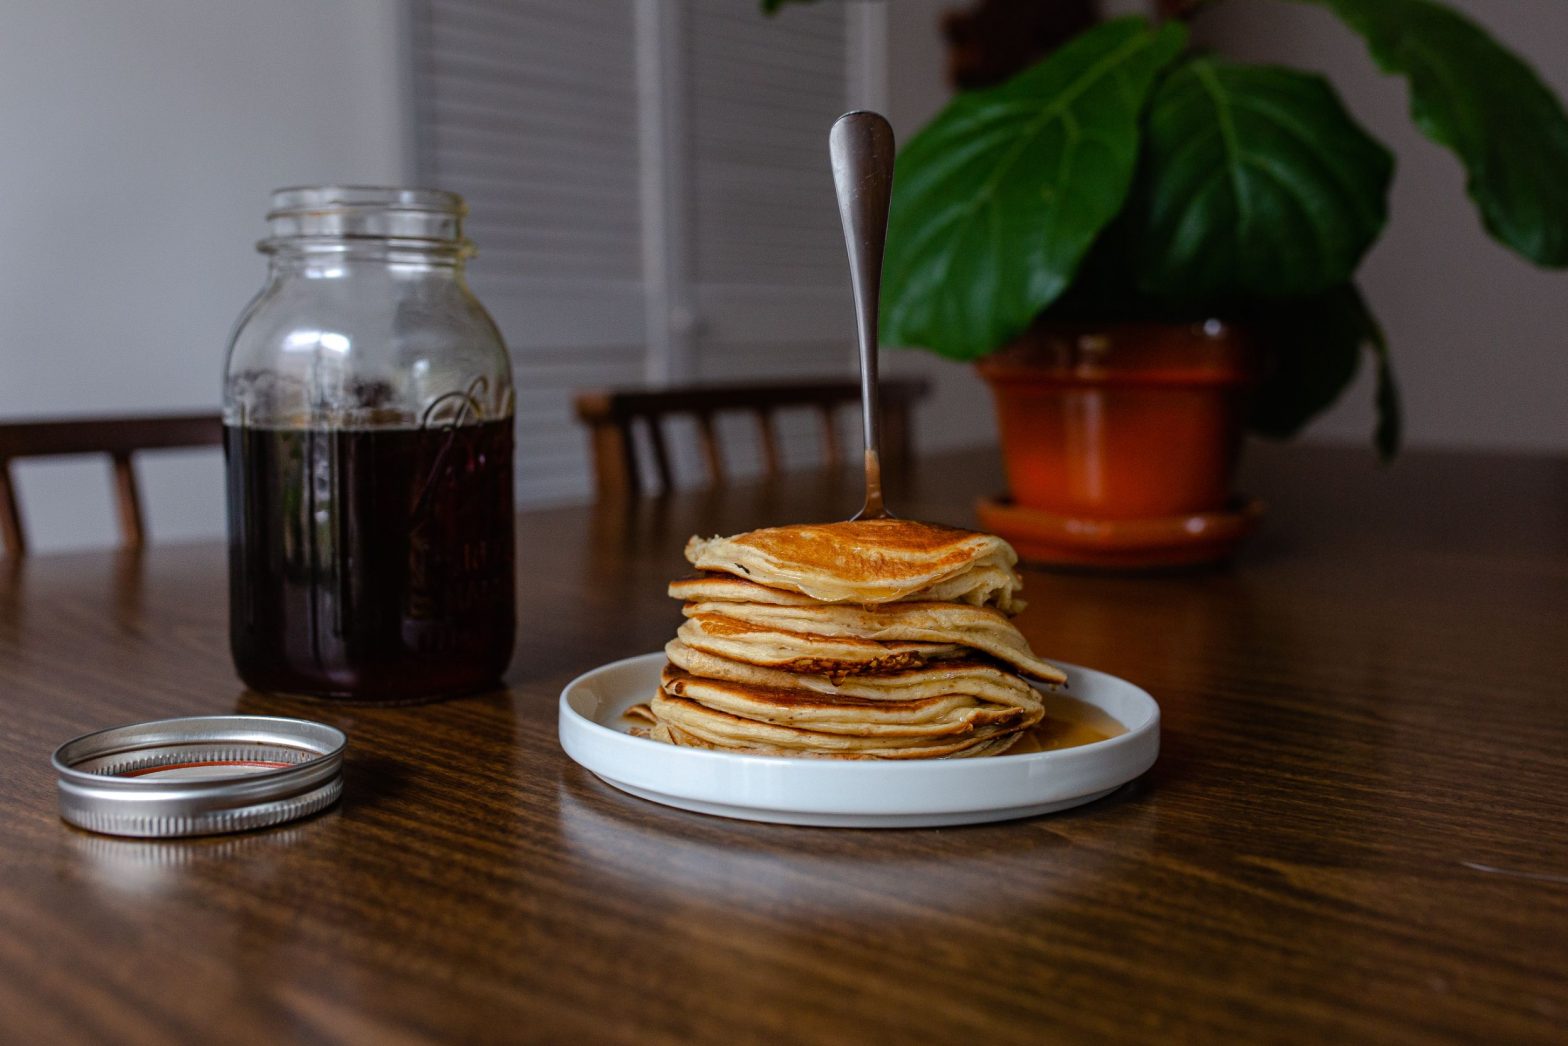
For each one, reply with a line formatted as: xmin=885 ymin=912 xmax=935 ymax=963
xmin=0 ymin=464 xmax=25 ymax=556
xmin=755 ymin=409 xmax=782 ymax=478
xmin=0 ymin=412 xmax=223 ymax=556
xmin=645 ymin=416 xmax=676 ymax=496
xmin=573 ymin=378 xmax=928 ymax=499
xmin=109 ymin=451 xmax=146 ymax=550
xmin=694 ymin=412 xmax=724 ymax=486
xmin=816 ymin=403 xmax=843 ymax=470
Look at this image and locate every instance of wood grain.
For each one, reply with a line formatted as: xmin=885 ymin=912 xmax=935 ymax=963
xmin=1 ymin=445 xmax=1566 ymax=1044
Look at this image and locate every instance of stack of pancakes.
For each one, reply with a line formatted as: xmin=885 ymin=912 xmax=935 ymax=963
xmin=633 ymin=518 xmax=1066 ymax=759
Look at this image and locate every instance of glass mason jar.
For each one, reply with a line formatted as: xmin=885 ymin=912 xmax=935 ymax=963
xmin=223 ymin=186 xmax=515 ymax=702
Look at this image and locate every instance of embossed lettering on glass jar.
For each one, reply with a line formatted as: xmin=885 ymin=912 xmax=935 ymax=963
xmin=224 ymin=187 xmax=515 ymax=702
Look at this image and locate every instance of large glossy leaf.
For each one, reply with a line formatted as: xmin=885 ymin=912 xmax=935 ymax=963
xmin=1299 ymin=0 xmax=1568 ymax=266
xmin=880 ymin=17 xmax=1186 ymax=360
xmin=1134 ymin=58 xmax=1393 ymax=303
xmin=1248 ymin=284 xmax=1401 ymax=459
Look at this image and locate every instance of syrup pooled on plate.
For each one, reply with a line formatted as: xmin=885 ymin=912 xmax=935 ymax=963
xmin=1007 ymin=692 xmax=1127 ymax=754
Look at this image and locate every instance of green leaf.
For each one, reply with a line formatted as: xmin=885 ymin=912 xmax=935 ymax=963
xmin=1247 ymin=283 xmax=1401 ymax=458
xmin=880 ymin=17 xmax=1187 ymax=360
xmin=1298 ymin=0 xmax=1568 ymax=266
xmin=1134 ymin=58 xmax=1393 ymax=303
xmin=1247 ymin=289 xmax=1361 ymax=438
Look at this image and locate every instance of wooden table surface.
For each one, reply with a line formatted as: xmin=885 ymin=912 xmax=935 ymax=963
xmin=2 ymin=444 xmax=1566 ymax=1044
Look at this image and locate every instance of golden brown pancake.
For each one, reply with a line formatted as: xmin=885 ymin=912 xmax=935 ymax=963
xmin=660 ymin=663 xmax=1036 ymax=736
xmin=681 ymin=600 xmax=1067 ymax=685
xmin=649 ymin=693 xmax=1027 ymax=758
xmin=643 ymin=518 xmax=1057 ymax=761
xmin=676 ymin=614 xmax=963 ymax=678
xmin=645 ymin=719 xmax=1023 ymax=759
xmin=669 ymin=569 xmax=1027 ymax=614
xmin=684 ymin=519 xmax=1023 ymax=610
xmin=668 ymin=575 xmax=821 ymax=606
xmin=654 ymin=720 xmax=1024 ymax=759
xmin=664 ymin=639 xmax=1043 ymax=710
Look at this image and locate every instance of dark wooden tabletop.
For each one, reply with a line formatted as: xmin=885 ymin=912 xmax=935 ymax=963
xmin=2 ymin=444 xmax=1566 ymax=1044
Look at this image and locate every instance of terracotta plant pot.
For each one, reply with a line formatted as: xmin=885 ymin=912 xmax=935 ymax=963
xmin=974 ymin=320 xmax=1262 ymax=569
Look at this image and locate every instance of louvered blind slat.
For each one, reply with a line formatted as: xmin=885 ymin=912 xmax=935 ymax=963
xmin=415 ymin=0 xmax=645 ymax=503
xmin=415 ymin=0 xmax=858 ymax=503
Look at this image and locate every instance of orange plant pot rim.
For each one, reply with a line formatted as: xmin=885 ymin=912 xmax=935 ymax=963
xmin=974 ymin=367 xmax=1253 ymax=389
xmin=976 ymin=319 xmax=1256 ymax=388
xmin=976 ymin=495 xmax=1264 ymax=569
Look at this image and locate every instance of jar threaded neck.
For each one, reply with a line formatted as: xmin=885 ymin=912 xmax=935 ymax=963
xmin=260 ymin=185 xmax=472 ymax=257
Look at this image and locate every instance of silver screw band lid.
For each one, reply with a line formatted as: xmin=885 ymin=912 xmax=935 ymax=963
xmin=53 ymin=715 xmax=347 ymax=838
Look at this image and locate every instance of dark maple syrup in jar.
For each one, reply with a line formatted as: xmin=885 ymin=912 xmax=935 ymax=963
xmin=225 ymin=418 xmax=515 ymax=702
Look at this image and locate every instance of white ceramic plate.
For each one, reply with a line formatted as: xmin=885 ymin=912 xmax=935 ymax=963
xmin=558 ymin=653 xmax=1159 ymax=828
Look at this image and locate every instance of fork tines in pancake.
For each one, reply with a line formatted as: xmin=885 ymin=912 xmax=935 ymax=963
xmin=637 ymin=520 xmax=1061 ymax=760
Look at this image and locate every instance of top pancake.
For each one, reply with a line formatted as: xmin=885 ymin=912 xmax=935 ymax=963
xmin=669 ymin=570 xmax=1027 ymax=614
xmin=683 ymin=519 xmax=1023 ymax=610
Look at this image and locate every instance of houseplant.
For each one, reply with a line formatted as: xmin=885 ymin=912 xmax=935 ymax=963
xmin=781 ymin=0 xmax=1568 ymax=565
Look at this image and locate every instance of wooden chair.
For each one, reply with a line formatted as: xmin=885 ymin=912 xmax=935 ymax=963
xmin=573 ymin=378 xmax=928 ymax=498
xmin=0 ymin=413 xmax=224 ymax=556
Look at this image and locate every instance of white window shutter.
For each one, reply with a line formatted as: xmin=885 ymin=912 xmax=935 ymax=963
xmin=680 ymin=1 xmax=863 ymax=475
xmin=413 ymin=0 xmax=865 ymax=500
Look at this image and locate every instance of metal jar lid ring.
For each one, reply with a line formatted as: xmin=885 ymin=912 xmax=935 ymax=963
xmin=53 ymin=715 xmax=347 ymax=838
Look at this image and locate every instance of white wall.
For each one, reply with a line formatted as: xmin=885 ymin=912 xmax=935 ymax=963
xmin=881 ymin=0 xmax=1002 ymax=455
xmin=9 ymin=1 xmax=1561 ymax=555
xmin=1193 ymin=0 xmax=1568 ymax=452
xmin=882 ymin=0 xmax=1568 ymax=454
xmin=0 ymin=0 xmax=408 ymax=552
